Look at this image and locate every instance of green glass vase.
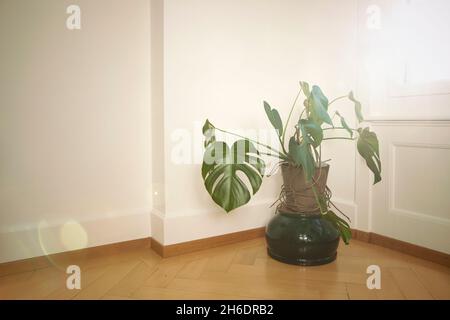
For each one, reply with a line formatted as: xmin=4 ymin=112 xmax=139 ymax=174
xmin=265 ymin=210 xmax=340 ymax=266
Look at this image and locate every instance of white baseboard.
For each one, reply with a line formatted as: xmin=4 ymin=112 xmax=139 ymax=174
xmin=1 ymin=198 xmax=357 ymax=263
xmin=155 ymin=198 xmax=357 ymax=246
xmin=160 ymin=200 xmax=274 ymax=245
xmin=0 ymin=210 xmax=151 ymax=263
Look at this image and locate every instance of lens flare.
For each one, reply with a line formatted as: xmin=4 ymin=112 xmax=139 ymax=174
xmin=37 ymin=219 xmax=89 ymax=270
xmin=59 ymin=220 xmax=88 ymax=251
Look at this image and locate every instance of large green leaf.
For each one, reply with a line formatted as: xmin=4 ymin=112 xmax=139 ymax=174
xmin=202 ymin=119 xmax=216 ymax=148
xmin=300 ymin=81 xmax=311 ymax=110
xmin=309 ymin=85 xmax=332 ymax=126
xmin=300 ymin=81 xmax=310 ymax=97
xmin=202 ymin=139 xmax=265 ymax=213
xmin=288 ymin=137 xmax=315 ymax=181
xmin=263 ymin=101 xmax=283 ymax=137
xmin=322 ymin=210 xmax=352 ymax=245
xmin=335 ymin=111 xmax=353 ymax=138
xmin=298 ymin=119 xmax=323 ymax=147
xmin=349 ymin=91 xmax=363 ymax=123
xmin=357 ymin=127 xmax=382 ymax=184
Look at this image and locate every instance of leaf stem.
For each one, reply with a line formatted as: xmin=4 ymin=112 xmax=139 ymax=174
xmin=259 ymin=151 xmax=286 ymax=159
xmin=322 ymin=137 xmax=356 ymax=141
xmin=323 ymin=127 xmax=358 ymax=132
xmin=311 ymin=185 xmax=326 ymax=215
xmin=328 ymin=95 xmax=348 ymax=106
xmin=298 ymin=108 xmax=306 ymax=122
xmin=281 ymin=88 xmax=302 ymax=152
xmin=277 ymin=136 xmax=287 ymax=156
xmin=215 ymin=127 xmax=289 ymax=160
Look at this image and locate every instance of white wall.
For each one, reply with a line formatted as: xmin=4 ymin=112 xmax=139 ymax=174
xmin=0 ymin=0 xmax=152 ymax=262
xmin=3 ymin=0 xmax=446 ymax=263
xmin=157 ymin=0 xmax=450 ymax=255
xmin=156 ymin=0 xmax=360 ymax=244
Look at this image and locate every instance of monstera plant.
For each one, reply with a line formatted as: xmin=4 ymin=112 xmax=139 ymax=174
xmin=201 ymin=81 xmax=381 ymax=248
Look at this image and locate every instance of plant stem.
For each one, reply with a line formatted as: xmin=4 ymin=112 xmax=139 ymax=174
xmin=277 ymin=136 xmax=287 ymax=156
xmin=319 ymin=145 xmax=322 ymax=166
xmin=298 ymin=108 xmax=306 ymax=122
xmin=323 ymin=127 xmax=358 ymax=132
xmin=259 ymin=151 xmax=286 ymax=159
xmin=311 ymin=185 xmax=326 ymax=215
xmin=215 ymin=127 xmax=289 ymax=160
xmin=281 ymin=88 xmax=302 ymax=152
xmin=328 ymin=95 xmax=348 ymax=106
xmin=322 ymin=137 xmax=356 ymax=141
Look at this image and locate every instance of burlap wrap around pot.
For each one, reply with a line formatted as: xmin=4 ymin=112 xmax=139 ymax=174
xmin=267 ymin=163 xmax=340 ymax=265
xmin=278 ymin=163 xmax=329 ymax=214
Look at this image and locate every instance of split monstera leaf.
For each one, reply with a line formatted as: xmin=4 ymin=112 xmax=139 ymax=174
xmin=202 ymin=138 xmax=265 ymax=213
xmin=201 ymin=82 xmax=382 ymax=243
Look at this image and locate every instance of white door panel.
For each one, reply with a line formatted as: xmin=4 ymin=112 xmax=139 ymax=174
xmin=369 ymin=122 xmax=450 ymax=253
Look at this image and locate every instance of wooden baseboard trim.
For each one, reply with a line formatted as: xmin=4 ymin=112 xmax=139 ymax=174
xmin=0 ymin=237 xmax=151 ymax=278
xmin=351 ymin=229 xmax=450 ymax=267
xmin=151 ymin=227 xmax=266 ymax=258
xmin=150 ymin=238 xmax=165 ymax=257
xmin=1 ymin=227 xmax=448 ymax=277
xmin=152 ymin=228 xmax=449 ymax=267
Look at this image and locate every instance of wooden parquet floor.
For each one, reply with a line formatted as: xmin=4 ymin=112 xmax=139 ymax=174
xmin=0 ymin=238 xmax=449 ymax=300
